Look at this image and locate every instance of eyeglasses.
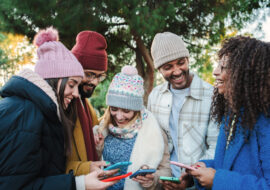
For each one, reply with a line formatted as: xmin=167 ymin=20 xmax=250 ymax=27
xmin=84 ymin=72 xmax=106 ymax=82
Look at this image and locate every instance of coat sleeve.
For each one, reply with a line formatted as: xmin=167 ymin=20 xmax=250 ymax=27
xmin=212 ymin=115 xmax=270 ymax=190
xmin=0 ymin=99 xmax=75 ymax=190
xmin=193 ymin=159 xmax=215 ymax=190
xmin=145 ymin=129 xmax=172 ymax=190
xmin=199 ymin=119 xmax=219 ymax=160
xmin=66 ymin=156 xmax=92 ymax=175
xmin=199 ymin=160 xmax=215 ymax=168
xmin=147 ymin=91 xmax=154 ymax=112
xmin=66 ymin=101 xmax=100 ymax=176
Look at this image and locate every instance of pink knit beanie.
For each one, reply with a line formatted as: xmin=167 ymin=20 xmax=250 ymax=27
xmin=34 ymin=27 xmax=84 ymax=79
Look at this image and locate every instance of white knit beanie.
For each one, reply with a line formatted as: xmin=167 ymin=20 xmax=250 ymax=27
xmin=151 ymin=32 xmax=190 ymax=69
xmin=106 ymin=66 xmax=144 ymax=111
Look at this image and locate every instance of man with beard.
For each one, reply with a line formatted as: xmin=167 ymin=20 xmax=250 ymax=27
xmin=147 ymin=32 xmax=219 ymax=190
xmin=66 ymin=31 xmax=109 ymax=176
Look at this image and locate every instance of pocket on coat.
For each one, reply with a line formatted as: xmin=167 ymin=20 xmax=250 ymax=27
xmin=182 ymin=123 xmax=205 ymax=158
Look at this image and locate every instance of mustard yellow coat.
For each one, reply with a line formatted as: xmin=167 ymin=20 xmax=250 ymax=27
xmin=66 ymin=100 xmax=99 ymax=176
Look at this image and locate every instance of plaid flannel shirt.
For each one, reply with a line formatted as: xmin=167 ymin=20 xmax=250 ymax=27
xmin=147 ymin=73 xmax=219 ymax=166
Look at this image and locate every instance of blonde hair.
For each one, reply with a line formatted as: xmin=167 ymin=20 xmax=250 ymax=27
xmin=98 ymin=106 xmax=141 ymax=133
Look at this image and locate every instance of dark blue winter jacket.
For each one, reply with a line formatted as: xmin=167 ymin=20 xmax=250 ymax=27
xmin=0 ymin=69 xmax=75 ymax=190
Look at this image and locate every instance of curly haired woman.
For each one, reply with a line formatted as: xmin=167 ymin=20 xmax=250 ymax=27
xmin=186 ymin=36 xmax=270 ymax=190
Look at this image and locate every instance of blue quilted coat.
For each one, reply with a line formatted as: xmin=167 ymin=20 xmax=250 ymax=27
xmin=0 ymin=70 xmax=75 ymax=190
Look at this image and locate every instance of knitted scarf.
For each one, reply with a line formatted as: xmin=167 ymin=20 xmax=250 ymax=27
xmin=76 ymin=98 xmax=98 ymax=161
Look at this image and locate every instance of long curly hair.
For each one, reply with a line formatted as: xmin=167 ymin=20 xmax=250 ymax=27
xmin=211 ymin=36 xmax=270 ymax=141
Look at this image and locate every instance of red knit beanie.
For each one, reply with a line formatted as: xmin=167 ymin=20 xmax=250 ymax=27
xmin=71 ymin=31 xmax=108 ymax=71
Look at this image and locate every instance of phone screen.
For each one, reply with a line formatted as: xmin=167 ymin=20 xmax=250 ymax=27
xmin=104 ymin=161 xmax=132 ymax=171
xmin=101 ymin=172 xmax=133 ymax=182
xmin=129 ymin=169 xmax=156 ymax=178
xmin=160 ymin=176 xmax=181 ymax=184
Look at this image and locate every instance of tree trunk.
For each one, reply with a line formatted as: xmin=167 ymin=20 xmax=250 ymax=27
xmin=132 ymin=32 xmax=155 ymax=106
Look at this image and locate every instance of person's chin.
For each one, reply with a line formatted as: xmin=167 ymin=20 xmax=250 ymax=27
xmin=171 ymin=81 xmax=187 ymax=89
xmin=63 ymin=102 xmax=68 ymax=110
xmin=86 ymin=90 xmax=94 ymax=95
xmin=217 ymin=88 xmax=225 ymax=95
xmin=116 ymin=121 xmax=128 ymax=127
xmin=169 ymin=75 xmax=188 ymax=89
xmin=79 ymin=85 xmax=95 ymax=99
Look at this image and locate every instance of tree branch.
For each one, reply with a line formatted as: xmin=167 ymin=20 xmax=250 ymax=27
xmin=115 ymin=36 xmax=136 ymax=51
xmin=106 ymin=22 xmax=128 ymax=26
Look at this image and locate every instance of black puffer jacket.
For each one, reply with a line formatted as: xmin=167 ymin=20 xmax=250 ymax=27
xmin=0 ymin=69 xmax=75 ymax=190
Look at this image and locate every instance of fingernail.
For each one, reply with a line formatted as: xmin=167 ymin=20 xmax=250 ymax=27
xmin=196 ymin=165 xmax=201 ymax=167
xmin=106 ymin=161 xmax=111 ymax=165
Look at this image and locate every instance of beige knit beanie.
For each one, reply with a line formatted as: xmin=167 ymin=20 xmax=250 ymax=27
xmin=151 ymin=32 xmax=190 ymax=69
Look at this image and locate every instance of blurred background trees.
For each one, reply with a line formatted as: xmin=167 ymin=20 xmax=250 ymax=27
xmin=0 ymin=32 xmax=34 ymax=86
xmin=0 ymin=0 xmax=269 ymax=113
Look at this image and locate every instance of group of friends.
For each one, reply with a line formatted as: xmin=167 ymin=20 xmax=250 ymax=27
xmin=0 ymin=26 xmax=270 ymax=190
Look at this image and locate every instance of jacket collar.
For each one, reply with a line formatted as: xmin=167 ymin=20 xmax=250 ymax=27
xmin=160 ymin=73 xmax=203 ymax=100
xmin=215 ymin=120 xmax=247 ymax=170
xmin=7 ymin=69 xmax=61 ymax=120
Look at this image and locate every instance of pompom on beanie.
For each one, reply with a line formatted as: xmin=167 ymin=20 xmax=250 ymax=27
xmin=34 ymin=27 xmax=84 ymax=79
xmin=106 ymin=66 xmax=144 ymax=111
xmin=151 ymin=32 xmax=189 ymax=69
xmin=72 ymin=31 xmax=108 ymax=71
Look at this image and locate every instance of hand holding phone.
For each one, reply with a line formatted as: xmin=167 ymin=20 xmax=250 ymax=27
xmin=160 ymin=176 xmax=181 ymax=184
xmin=104 ymin=161 xmax=132 ymax=171
xmin=101 ymin=172 xmax=133 ymax=182
xmin=170 ymin=161 xmax=196 ymax=171
xmin=129 ymin=169 xmax=156 ymax=178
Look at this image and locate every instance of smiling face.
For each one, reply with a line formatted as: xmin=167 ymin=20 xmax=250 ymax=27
xmin=79 ymin=69 xmax=106 ymax=99
xmin=110 ymin=107 xmax=136 ymax=128
xmin=159 ymin=57 xmax=192 ymax=89
xmin=57 ymin=76 xmax=82 ymax=109
xmin=213 ymin=55 xmax=229 ymax=95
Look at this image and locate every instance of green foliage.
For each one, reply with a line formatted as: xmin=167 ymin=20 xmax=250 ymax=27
xmin=0 ymin=32 xmax=34 ymax=86
xmin=90 ymin=79 xmax=111 ymax=116
xmin=1 ymin=0 xmax=268 ymax=68
xmin=0 ymin=0 xmax=269 ymax=110
xmin=0 ymin=33 xmax=9 ymax=87
xmin=0 ymin=33 xmax=8 ymax=65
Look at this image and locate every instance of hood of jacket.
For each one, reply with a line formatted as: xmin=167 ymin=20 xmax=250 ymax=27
xmin=0 ymin=69 xmax=60 ymax=121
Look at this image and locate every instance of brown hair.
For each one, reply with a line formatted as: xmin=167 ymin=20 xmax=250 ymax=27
xmin=211 ymin=36 xmax=270 ymax=141
xmin=46 ymin=78 xmax=77 ymax=156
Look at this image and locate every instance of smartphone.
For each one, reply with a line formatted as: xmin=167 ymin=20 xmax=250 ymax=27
xmin=101 ymin=172 xmax=133 ymax=182
xmin=104 ymin=161 xmax=132 ymax=171
xmin=170 ymin=161 xmax=196 ymax=171
xmin=160 ymin=176 xmax=181 ymax=184
xmin=129 ymin=169 xmax=156 ymax=178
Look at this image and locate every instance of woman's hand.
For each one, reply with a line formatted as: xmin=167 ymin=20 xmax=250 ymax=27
xmin=191 ymin=161 xmax=206 ymax=169
xmin=160 ymin=172 xmax=193 ymax=190
xmin=188 ymin=167 xmax=216 ymax=189
xmin=94 ymin=133 xmax=104 ymax=147
xmin=84 ymin=170 xmax=119 ymax=190
xmin=132 ymin=174 xmax=155 ymax=188
xmin=132 ymin=165 xmax=154 ymax=188
xmin=89 ymin=161 xmax=111 ymax=173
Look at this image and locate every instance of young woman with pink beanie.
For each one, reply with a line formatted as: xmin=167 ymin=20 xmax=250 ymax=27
xmin=0 ymin=27 xmax=117 ymax=190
